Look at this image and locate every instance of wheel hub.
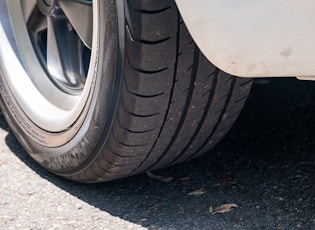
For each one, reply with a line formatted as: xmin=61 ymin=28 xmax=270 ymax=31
xmin=37 ymin=0 xmax=56 ymax=16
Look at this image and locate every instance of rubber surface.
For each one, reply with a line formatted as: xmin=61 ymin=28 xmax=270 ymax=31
xmin=66 ymin=0 xmax=253 ymax=182
xmin=0 ymin=0 xmax=252 ymax=183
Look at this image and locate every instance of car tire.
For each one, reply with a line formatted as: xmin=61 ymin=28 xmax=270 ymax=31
xmin=0 ymin=0 xmax=252 ymax=183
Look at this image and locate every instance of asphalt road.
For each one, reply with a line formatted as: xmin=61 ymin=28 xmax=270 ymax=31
xmin=0 ymin=78 xmax=314 ymax=229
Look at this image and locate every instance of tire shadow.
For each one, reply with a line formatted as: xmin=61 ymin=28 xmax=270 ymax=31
xmin=2 ymin=78 xmax=315 ymax=229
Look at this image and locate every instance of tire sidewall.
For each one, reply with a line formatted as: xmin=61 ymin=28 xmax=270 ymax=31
xmin=0 ymin=1 xmax=121 ymax=175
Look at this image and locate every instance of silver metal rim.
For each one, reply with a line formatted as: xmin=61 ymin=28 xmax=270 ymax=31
xmin=0 ymin=0 xmax=97 ymax=132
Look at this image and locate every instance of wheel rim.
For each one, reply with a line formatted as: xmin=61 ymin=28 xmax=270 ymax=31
xmin=25 ymin=0 xmax=92 ymax=94
xmin=0 ymin=0 xmax=97 ymax=132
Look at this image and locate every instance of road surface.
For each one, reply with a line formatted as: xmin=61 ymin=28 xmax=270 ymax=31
xmin=0 ymin=78 xmax=314 ymax=229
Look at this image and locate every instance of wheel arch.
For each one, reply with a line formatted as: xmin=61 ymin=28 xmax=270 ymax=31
xmin=175 ymin=0 xmax=315 ymax=78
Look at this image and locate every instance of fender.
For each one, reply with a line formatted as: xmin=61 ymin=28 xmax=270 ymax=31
xmin=175 ymin=0 xmax=315 ymax=78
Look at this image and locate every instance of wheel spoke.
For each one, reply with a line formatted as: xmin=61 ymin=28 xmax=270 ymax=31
xmin=59 ymin=0 xmax=93 ymax=49
xmin=24 ymin=4 xmax=47 ymax=34
xmin=46 ymin=16 xmax=67 ymax=84
xmin=47 ymin=16 xmax=85 ymax=89
xmin=21 ymin=0 xmax=90 ymax=91
xmin=61 ymin=0 xmax=92 ymax=5
xmin=20 ymin=0 xmax=37 ymax=23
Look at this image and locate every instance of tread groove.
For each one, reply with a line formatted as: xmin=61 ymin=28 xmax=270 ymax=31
xmin=58 ymin=1 xmax=252 ymax=183
xmin=104 ymin=159 xmax=134 ymax=167
xmin=225 ymin=76 xmax=233 ymax=83
xmin=124 ymin=78 xmax=164 ymax=98
xmin=129 ymin=6 xmax=172 ymax=15
xmin=126 ymin=52 xmax=168 ymax=74
xmin=96 ymin=160 xmax=114 ymax=175
xmin=168 ymin=70 xmax=219 ymax=165
xmin=122 ymin=104 xmax=160 ymax=118
xmin=112 ymin=130 xmax=148 ymax=148
xmin=147 ymin=44 xmax=200 ymax=170
xmin=234 ymin=95 xmax=249 ymax=104
xmin=117 ymin=117 xmax=154 ymax=134
xmin=108 ymin=144 xmax=140 ymax=158
xmin=132 ymin=10 xmax=181 ymax=172
xmin=225 ymin=110 xmax=243 ymax=120
xmin=206 ymin=71 xmax=215 ymax=80
xmin=88 ymin=167 xmax=102 ymax=179
xmin=126 ymin=22 xmax=171 ymax=45
xmin=188 ymin=77 xmax=237 ymax=160
xmin=240 ymin=79 xmax=253 ymax=86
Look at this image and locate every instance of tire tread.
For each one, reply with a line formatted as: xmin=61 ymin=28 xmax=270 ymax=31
xmin=66 ymin=0 xmax=252 ymax=182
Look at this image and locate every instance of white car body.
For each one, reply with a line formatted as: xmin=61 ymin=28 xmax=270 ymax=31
xmin=175 ymin=0 xmax=315 ymax=79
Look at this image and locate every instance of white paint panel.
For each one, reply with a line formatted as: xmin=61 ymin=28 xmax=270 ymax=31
xmin=175 ymin=0 xmax=315 ymax=77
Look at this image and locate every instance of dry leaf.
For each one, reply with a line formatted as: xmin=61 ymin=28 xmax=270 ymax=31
xmin=187 ymin=188 xmax=207 ymax=196
xmin=146 ymin=171 xmax=174 ymax=182
xmin=214 ymin=172 xmax=237 ymax=185
xmin=211 ymin=203 xmax=238 ymax=215
xmin=179 ymin=176 xmax=191 ymax=181
xmin=144 ymin=203 xmax=161 ymax=213
xmin=179 ymin=176 xmax=191 ymax=185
